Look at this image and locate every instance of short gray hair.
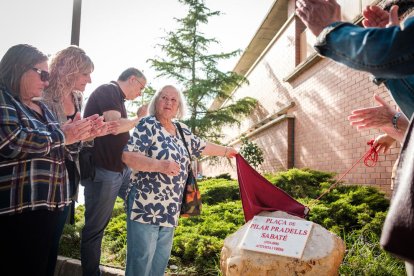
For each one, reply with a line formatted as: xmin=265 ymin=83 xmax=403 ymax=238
xmin=118 ymin=67 xmax=146 ymax=82
xmin=148 ymin=85 xmax=187 ymax=119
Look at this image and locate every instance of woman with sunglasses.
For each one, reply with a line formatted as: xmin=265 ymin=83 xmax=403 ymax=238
xmin=0 ymin=44 xmax=94 ymax=276
xmin=42 ymin=45 xmax=119 ymax=276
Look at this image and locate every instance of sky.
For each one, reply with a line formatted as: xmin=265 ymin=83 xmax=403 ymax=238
xmin=1 ymin=0 xmax=275 ymax=98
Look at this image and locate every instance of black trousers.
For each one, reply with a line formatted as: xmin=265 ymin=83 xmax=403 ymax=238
xmin=0 ymin=209 xmax=60 ymax=276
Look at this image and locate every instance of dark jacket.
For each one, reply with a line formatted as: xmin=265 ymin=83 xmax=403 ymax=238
xmin=380 ymin=115 xmax=414 ymax=263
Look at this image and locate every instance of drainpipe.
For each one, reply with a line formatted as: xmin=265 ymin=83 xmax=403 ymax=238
xmin=71 ymin=0 xmax=82 ymax=46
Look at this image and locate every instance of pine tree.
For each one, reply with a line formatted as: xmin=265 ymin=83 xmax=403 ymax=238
xmin=149 ymin=0 xmax=256 ymax=141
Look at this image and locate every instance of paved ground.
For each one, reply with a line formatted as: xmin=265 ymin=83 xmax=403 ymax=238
xmin=54 ymin=256 xmax=124 ymax=276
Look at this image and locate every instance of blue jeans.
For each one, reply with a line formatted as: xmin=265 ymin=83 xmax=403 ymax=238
xmin=81 ymin=166 xmax=130 ymax=276
xmin=126 ymin=186 xmax=175 ymax=276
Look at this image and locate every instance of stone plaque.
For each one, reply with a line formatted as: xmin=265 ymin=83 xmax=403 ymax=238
xmin=241 ymin=216 xmax=313 ymax=258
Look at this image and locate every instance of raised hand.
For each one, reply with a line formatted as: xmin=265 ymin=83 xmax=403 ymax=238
xmin=362 ymin=5 xmax=399 ymax=28
xmin=386 ymin=5 xmax=400 ymax=27
xmin=348 ymin=94 xmax=397 ymax=130
xmin=362 ymin=5 xmax=390 ymax=27
xmin=348 ymin=94 xmax=408 ymax=142
xmin=296 ymin=0 xmax=341 ymax=36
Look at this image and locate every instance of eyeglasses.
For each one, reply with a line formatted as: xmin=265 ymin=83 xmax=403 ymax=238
xmin=134 ymin=77 xmax=146 ymax=90
xmin=32 ymin=68 xmax=50 ymax=82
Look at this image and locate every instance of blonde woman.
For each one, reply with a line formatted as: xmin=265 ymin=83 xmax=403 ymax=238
xmin=43 ymin=45 xmax=118 ymax=276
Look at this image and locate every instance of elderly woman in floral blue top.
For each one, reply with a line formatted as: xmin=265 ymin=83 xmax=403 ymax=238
xmin=122 ymin=85 xmax=237 ymax=276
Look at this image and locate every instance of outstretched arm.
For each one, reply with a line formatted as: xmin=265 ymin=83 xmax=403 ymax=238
xmin=201 ymin=142 xmax=238 ymax=158
xmin=348 ymin=94 xmax=408 ymax=142
xmin=103 ymin=110 xmax=141 ymax=135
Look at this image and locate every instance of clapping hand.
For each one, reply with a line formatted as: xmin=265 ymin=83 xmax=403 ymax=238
xmin=296 ymin=0 xmax=341 ymax=36
xmin=348 ymin=94 xmax=408 ymax=142
xmin=86 ymin=115 xmax=122 ymax=138
xmin=362 ymin=4 xmax=399 ymax=28
xmin=61 ymin=112 xmax=94 ymax=145
xmin=348 ymin=94 xmax=396 ymax=130
xmin=100 ymin=121 xmax=121 ymax=136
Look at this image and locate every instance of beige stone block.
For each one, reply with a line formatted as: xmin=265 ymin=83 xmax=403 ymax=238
xmin=220 ymin=211 xmax=345 ymax=276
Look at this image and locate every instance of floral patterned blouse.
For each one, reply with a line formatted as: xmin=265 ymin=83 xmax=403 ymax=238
xmin=125 ymin=116 xmax=206 ymax=227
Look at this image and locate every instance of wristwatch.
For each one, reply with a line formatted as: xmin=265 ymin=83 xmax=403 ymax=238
xmin=392 ymin=112 xmax=402 ymax=130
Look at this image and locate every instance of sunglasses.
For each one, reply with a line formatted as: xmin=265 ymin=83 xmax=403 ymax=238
xmin=32 ymin=67 xmax=50 ymax=82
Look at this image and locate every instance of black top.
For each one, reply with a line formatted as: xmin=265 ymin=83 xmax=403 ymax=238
xmin=83 ymin=81 xmax=129 ymax=172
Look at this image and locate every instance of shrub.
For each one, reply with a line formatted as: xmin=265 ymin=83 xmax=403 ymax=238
xmin=212 ymin=173 xmax=232 ymax=180
xmin=307 ymin=185 xmax=389 ymax=235
xmin=239 ymin=135 xmax=264 ymax=169
xmin=172 ymin=233 xmax=223 ymax=266
xmin=172 ymin=200 xmax=243 ymax=274
xmin=265 ymin=168 xmax=335 ymax=199
xmin=198 ymin=178 xmax=240 ymax=205
xmin=100 ymin=199 xmax=127 ymax=267
xmin=59 ymin=205 xmax=85 ymax=259
xmin=102 ymin=213 xmax=127 ymax=267
xmin=59 ymin=223 xmax=82 ymax=259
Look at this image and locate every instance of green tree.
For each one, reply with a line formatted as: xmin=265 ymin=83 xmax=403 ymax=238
xmin=148 ymin=0 xmax=256 ymax=140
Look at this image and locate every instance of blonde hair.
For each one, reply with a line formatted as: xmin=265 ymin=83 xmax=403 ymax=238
xmin=148 ymin=85 xmax=187 ymax=119
xmin=44 ymin=45 xmax=94 ymax=102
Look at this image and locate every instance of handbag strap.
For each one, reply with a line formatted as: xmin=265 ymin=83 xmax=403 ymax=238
xmin=175 ymin=122 xmax=192 ymax=162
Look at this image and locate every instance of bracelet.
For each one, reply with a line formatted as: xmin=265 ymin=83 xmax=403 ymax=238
xmin=392 ymin=112 xmax=402 ymax=130
xmin=223 ymin=146 xmax=228 ymax=157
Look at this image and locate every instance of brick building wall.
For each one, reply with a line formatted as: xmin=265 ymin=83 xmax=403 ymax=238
xmin=202 ymin=0 xmax=399 ymax=196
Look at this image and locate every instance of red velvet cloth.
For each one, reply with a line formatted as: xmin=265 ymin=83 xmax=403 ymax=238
xmin=236 ymin=154 xmax=309 ymax=222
